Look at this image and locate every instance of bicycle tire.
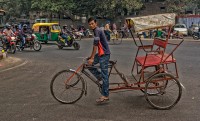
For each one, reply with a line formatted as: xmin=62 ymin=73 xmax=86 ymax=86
xmin=50 ymin=70 xmax=85 ymax=104
xmin=145 ymin=73 xmax=182 ymax=110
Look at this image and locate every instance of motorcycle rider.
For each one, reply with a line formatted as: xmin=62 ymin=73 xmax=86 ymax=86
xmin=3 ymin=24 xmax=15 ymax=47
xmin=21 ymin=24 xmax=30 ymax=47
xmin=14 ymin=25 xmax=24 ymax=49
xmin=58 ymin=25 xmax=69 ymax=46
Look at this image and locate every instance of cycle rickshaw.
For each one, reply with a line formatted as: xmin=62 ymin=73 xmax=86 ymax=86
xmin=50 ymin=13 xmax=183 ymax=110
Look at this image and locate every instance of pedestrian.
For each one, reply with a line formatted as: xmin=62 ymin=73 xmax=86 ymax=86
xmin=104 ymin=23 xmax=112 ymax=41
xmin=112 ymin=23 xmax=118 ymax=36
xmin=87 ymin=17 xmax=111 ymax=103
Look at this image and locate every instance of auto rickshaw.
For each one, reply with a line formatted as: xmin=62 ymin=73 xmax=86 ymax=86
xmin=32 ymin=23 xmax=61 ymax=43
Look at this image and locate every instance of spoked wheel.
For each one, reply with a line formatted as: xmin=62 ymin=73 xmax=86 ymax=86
xmin=145 ymin=73 xmax=182 ymax=110
xmin=73 ymin=42 xmax=80 ymax=50
xmin=50 ymin=70 xmax=85 ymax=104
xmin=10 ymin=44 xmax=16 ymax=54
xmin=56 ymin=41 xmax=63 ymax=49
xmin=16 ymin=41 xmax=23 ymax=51
xmin=138 ymin=73 xmax=168 ymax=95
xmin=33 ymin=40 xmax=42 ymax=51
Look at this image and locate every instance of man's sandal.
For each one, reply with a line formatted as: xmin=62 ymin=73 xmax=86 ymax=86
xmin=96 ymin=97 xmax=109 ymax=104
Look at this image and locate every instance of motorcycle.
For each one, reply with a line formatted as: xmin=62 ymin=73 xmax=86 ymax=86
xmin=2 ymin=36 xmax=16 ymax=54
xmin=193 ymin=32 xmax=200 ymax=40
xmin=16 ymin=34 xmax=42 ymax=51
xmin=83 ymin=29 xmax=93 ymax=37
xmin=56 ymin=33 xmax=80 ymax=50
xmin=170 ymin=30 xmax=183 ymax=39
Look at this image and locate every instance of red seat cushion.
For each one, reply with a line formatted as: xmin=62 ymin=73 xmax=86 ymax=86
xmin=156 ymin=54 xmax=176 ymax=63
xmin=136 ymin=55 xmax=161 ymax=67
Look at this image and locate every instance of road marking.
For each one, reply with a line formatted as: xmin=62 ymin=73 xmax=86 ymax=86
xmin=0 ymin=60 xmax=28 ymax=73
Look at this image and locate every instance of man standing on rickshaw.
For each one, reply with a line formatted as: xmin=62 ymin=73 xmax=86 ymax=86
xmin=87 ymin=17 xmax=111 ymax=103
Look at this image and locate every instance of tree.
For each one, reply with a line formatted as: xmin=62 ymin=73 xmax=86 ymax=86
xmin=72 ymin=0 xmax=143 ymax=19
xmin=31 ymin=0 xmax=74 ymax=13
xmin=2 ymin=0 xmax=32 ymax=19
xmin=165 ymin=0 xmax=200 ymax=14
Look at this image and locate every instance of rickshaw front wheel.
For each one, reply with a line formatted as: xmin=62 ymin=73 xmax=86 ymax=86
xmin=145 ymin=73 xmax=182 ymax=110
xmin=50 ymin=70 xmax=85 ymax=104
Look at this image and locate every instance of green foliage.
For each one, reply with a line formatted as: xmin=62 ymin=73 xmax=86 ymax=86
xmin=165 ymin=0 xmax=199 ymax=14
xmin=71 ymin=0 xmax=143 ymax=19
xmin=1 ymin=0 xmax=143 ymax=20
xmin=31 ymin=0 xmax=74 ymax=12
xmin=2 ymin=0 xmax=32 ymax=18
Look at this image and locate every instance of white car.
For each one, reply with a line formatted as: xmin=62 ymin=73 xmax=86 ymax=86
xmin=173 ymin=24 xmax=188 ymax=36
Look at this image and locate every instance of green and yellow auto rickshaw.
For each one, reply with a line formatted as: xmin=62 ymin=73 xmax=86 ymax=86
xmin=32 ymin=23 xmax=61 ymax=43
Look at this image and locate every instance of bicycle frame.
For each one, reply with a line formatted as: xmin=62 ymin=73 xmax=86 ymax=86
xmin=65 ymin=60 xmax=165 ymax=92
xmin=66 ymin=61 xmax=118 ymax=88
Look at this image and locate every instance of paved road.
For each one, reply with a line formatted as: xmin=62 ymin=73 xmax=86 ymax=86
xmin=0 ymin=38 xmax=200 ymax=121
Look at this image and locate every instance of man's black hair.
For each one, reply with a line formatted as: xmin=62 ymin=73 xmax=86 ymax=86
xmin=88 ymin=17 xmax=96 ymax=23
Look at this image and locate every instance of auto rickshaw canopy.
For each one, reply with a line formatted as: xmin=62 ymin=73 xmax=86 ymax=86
xmin=32 ymin=23 xmax=61 ymax=33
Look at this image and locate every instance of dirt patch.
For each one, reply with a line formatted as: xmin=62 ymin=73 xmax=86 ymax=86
xmin=0 ymin=57 xmax=24 ymax=71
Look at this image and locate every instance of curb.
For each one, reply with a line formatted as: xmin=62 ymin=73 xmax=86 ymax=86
xmin=0 ymin=57 xmax=26 ymax=72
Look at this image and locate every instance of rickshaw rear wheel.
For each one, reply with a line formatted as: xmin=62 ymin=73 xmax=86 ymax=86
xmin=145 ymin=73 xmax=182 ymax=110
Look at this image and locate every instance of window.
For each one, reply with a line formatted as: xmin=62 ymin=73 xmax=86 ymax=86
xmin=52 ymin=25 xmax=61 ymax=31
xmin=160 ymin=7 xmax=166 ymax=12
